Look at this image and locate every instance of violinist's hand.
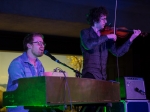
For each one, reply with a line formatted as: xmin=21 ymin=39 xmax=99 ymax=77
xmin=107 ymin=34 xmax=117 ymax=41
xmin=130 ymin=29 xmax=141 ymax=42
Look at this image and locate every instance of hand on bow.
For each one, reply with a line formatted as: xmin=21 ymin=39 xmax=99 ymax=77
xmin=107 ymin=34 xmax=117 ymax=41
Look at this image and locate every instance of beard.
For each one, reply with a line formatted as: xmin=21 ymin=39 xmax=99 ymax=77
xmin=36 ymin=52 xmax=44 ymax=57
xmin=32 ymin=50 xmax=44 ymax=57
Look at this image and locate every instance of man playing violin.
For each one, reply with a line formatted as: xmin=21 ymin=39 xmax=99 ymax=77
xmin=80 ymin=6 xmax=141 ymax=112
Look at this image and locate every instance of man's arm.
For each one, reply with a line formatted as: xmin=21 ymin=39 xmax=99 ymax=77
xmin=8 ymin=61 xmax=25 ymax=84
xmin=108 ymin=29 xmax=141 ymax=57
xmin=80 ymin=29 xmax=108 ymax=50
xmin=108 ymin=39 xmax=132 ymax=57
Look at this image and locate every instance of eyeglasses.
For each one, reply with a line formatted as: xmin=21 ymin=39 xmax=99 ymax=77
xmin=100 ymin=18 xmax=107 ymax=21
xmin=32 ymin=41 xmax=46 ymax=47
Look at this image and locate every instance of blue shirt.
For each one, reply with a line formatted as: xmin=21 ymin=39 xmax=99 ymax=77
xmin=6 ymin=52 xmax=45 ymax=112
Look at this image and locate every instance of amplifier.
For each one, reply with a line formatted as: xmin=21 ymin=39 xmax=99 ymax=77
xmin=124 ymin=77 xmax=146 ymax=99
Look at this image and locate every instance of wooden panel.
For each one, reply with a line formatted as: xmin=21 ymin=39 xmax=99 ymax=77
xmin=3 ymin=76 xmax=120 ymax=107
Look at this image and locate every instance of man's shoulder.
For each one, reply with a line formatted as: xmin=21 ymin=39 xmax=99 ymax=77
xmin=80 ymin=27 xmax=93 ymax=37
xmin=81 ymin=27 xmax=92 ymax=32
xmin=10 ymin=53 xmax=25 ymax=64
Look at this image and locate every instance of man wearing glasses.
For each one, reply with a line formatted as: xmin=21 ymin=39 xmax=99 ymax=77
xmin=6 ymin=33 xmax=46 ymax=112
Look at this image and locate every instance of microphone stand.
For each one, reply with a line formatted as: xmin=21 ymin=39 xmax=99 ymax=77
xmin=56 ymin=61 xmax=82 ymax=78
xmin=44 ymin=50 xmax=82 ymax=77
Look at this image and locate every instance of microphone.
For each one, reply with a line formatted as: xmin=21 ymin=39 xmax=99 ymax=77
xmin=135 ymin=87 xmax=145 ymax=95
xmin=44 ymin=50 xmax=60 ymax=63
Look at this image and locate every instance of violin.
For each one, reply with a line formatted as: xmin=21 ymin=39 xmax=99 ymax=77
xmin=100 ymin=26 xmax=148 ymax=38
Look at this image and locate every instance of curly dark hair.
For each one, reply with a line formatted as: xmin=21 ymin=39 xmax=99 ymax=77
xmin=86 ymin=6 xmax=108 ymax=26
xmin=23 ymin=33 xmax=44 ymax=51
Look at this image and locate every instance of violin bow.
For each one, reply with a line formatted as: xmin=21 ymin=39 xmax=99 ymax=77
xmin=113 ymin=0 xmax=120 ymax=82
xmin=113 ymin=0 xmax=118 ymax=34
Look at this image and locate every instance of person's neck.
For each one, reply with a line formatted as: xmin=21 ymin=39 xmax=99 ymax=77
xmin=26 ymin=51 xmax=37 ymax=66
xmin=92 ymin=26 xmax=99 ymax=33
xmin=92 ymin=26 xmax=101 ymax=36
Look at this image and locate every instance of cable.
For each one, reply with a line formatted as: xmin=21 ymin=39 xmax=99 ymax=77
xmin=116 ymin=56 xmax=120 ymax=82
xmin=57 ymin=68 xmax=73 ymax=111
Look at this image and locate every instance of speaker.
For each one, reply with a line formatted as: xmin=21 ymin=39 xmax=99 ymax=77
xmin=124 ymin=77 xmax=146 ymax=99
xmin=107 ymin=100 xmax=150 ymax=112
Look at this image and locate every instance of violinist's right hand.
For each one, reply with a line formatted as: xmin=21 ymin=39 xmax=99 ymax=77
xmin=107 ymin=34 xmax=117 ymax=41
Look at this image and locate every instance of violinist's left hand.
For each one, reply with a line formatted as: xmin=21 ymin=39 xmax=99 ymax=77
xmin=130 ymin=29 xmax=141 ymax=42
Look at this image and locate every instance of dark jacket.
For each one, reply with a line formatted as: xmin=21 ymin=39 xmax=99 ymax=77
xmin=80 ymin=27 xmax=132 ymax=80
